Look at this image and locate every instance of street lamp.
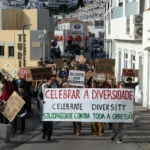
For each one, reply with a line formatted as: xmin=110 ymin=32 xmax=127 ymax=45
xmin=22 ymin=24 xmax=32 ymax=67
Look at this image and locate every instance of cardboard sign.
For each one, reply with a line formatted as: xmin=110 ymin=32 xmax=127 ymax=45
xmin=26 ymin=67 xmax=33 ymax=81
xmin=43 ymin=88 xmax=134 ymax=123
xmin=122 ymin=69 xmax=139 ymax=77
xmin=53 ymin=58 xmax=64 ymax=69
xmin=76 ymin=55 xmax=86 ymax=64
xmin=19 ymin=67 xmax=26 ymax=78
xmin=95 ymin=59 xmax=115 ymax=75
xmin=0 ymin=92 xmax=25 ymax=122
xmin=0 ymin=61 xmax=18 ymax=81
xmin=30 ymin=67 xmax=52 ymax=81
xmin=46 ymin=64 xmax=56 ymax=68
xmin=68 ymin=70 xmax=85 ymax=87
xmin=93 ymin=73 xmax=106 ymax=81
xmin=56 ymin=77 xmax=62 ymax=85
xmin=85 ymin=71 xmax=94 ymax=79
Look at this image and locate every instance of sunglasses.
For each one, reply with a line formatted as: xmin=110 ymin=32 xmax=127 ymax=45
xmin=120 ymin=84 xmax=125 ymax=86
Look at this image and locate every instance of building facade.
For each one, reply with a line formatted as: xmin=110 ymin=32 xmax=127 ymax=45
xmin=105 ymin=0 xmax=150 ymax=108
xmin=55 ymin=19 xmax=88 ymax=55
xmin=0 ymin=8 xmax=54 ymax=70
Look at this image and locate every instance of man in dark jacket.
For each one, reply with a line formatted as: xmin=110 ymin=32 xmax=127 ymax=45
xmin=38 ymin=75 xmax=59 ymax=140
xmin=12 ymin=83 xmax=30 ymax=133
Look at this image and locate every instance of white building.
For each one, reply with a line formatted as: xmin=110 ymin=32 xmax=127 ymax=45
xmin=105 ymin=0 xmax=150 ymax=108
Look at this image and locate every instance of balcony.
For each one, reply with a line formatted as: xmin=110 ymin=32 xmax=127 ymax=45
xmin=112 ymin=6 xmax=123 ymax=19
xmin=125 ymin=1 xmax=139 ymax=16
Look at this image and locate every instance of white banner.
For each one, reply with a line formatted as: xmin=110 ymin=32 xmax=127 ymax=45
xmin=43 ymin=88 xmax=134 ymax=123
xmin=68 ymin=70 xmax=85 ymax=87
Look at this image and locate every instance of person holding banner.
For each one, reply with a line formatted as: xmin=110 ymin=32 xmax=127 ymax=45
xmin=91 ymin=80 xmax=104 ymax=136
xmin=111 ymin=81 xmax=125 ymax=144
xmin=38 ymin=75 xmax=59 ymax=140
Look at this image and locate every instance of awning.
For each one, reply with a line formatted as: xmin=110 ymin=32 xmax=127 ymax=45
xmin=75 ymin=35 xmax=82 ymax=41
xmin=67 ymin=35 xmax=74 ymax=41
xmin=83 ymin=36 xmax=89 ymax=40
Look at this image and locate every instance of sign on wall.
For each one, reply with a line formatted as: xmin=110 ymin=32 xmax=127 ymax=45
xmin=43 ymin=88 xmax=134 ymax=123
xmin=68 ymin=70 xmax=85 ymax=87
xmin=71 ymin=23 xmax=83 ymax=31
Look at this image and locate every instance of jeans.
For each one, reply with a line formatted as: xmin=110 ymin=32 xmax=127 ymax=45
xmin=112 ymin=123 xmax=124 ymax=139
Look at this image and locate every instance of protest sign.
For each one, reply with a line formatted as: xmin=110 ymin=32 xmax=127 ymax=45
xmin=68 ymin=70 xmax=85 ymax=87
xmin=19 ymin=67 xmax=26 ymax=78
xmin=25 ymin=67 xmax=33 ymax=81
xmin=93 ymin=73 xmax=106 ymax=81
xmin=46 ymin=64 xmax=56 ymax=68
xmin=30 ymin=67 xmax=52 ymax=81
xmin=0 ymin=92 xmax=25 ymax=122
xmin=85 ymin=71 xmax=93 ymax=79
xmin=56 ymin=77 xmax=62 ymax=85
xmin=122 ymin=69 xmax=139 ymax=77
xmin=95 ymin=59 xmax=115 ymax=75
xmin=0 ymin=61 xmax=18 ymax=81
xmin=76 ymin=55 xmax=86 ymax=64
xmin=53 ymin=58 xmax=64 ymax=68
xmin=43 ymin=88 xmax=134 ymax=123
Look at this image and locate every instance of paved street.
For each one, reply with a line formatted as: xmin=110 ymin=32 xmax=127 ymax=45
xmin=13 ymin=122 xmax=142 ymax=150
xmin=1 ymin=104 xmax=150 ymax=150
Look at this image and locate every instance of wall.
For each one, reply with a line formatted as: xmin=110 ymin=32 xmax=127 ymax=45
xmin=22 ymin=9 xmax=38 ymax=30
xmin=114 ymin=40 xmax=146 ymax=106
xmin=0 ymin=9 xmax=22 ymax=30
xmin=0 ymin=30 xmax=16 ymax=67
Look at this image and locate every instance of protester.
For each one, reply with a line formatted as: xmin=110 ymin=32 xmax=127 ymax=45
xmin=0 ymin=79 xmax=14 ymax=124
xmin=91 ymin=80 xmax=104 ymax=136
xmin=38 ymin=75 xmax=59 ymax=140
xmin=72 ymin=65 xmax=82 ymax=136
xmin=111 ymin=81 xmax=125 ymax=143
xmin=108 ymin=78 xmax=116 ymax=129
xmin=12 ymin=83 xmax=30 ymax=133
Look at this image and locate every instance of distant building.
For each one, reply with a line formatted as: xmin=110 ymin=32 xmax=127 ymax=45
xmin=55 ymin=19 xmax=88 ymax=55
xmin=0 ymin=8 xmax=54 ymax=71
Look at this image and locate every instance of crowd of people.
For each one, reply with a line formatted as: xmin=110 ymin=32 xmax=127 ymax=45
xmin=0 ymin=53 xmax=139 ymax=143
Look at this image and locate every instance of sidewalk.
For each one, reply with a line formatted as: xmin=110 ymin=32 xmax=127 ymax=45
xmin=0 ymin=104 xmax=40 ymax=150
xmin=125 ymin=104 xmax=150 ymax=150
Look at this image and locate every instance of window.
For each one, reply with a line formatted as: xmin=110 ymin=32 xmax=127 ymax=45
xmin=8 ymin=46 xmax=14 ymax=57
xmin=131 ymin=55 xmax=135 ymax=69
xmin=0 ymin=46 xmax=4 ymax=56
xmin=124 ymin=53 xmax=128 ymax=68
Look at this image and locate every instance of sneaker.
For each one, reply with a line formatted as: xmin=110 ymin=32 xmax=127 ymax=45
xmin=117 ymin=139 xmax=122 ymax=143
xmin=47 ymin=136 xmax=51 ymax=141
